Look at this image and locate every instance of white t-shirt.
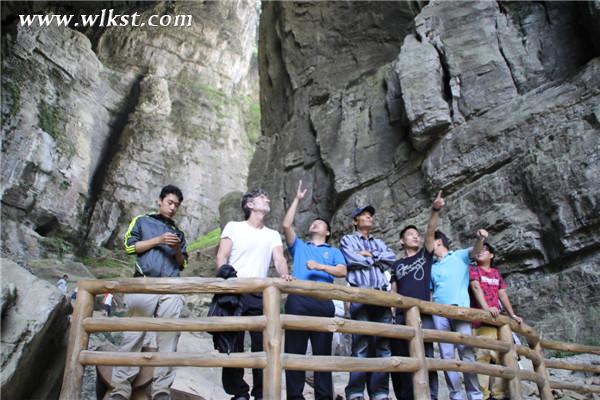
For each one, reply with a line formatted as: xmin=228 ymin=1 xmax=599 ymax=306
xmin=103 ymin=293 xmax=114 ymax=306
xmin=221 ymin=221 xmax=282 ymax=278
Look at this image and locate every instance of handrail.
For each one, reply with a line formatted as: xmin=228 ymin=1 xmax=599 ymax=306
xmin=59 ymin=278 xmax=600 ymax=399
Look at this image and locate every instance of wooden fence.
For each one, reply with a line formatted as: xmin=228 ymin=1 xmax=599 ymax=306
xmin=59 ymin=278 xmax=600 ymax=399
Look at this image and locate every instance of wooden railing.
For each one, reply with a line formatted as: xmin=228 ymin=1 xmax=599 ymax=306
xmin=59 ymin=278 xmax=600 ymax=399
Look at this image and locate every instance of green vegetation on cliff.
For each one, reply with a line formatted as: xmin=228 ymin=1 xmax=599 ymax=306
xmin=188 ymin=227 xmax=221 ymax=252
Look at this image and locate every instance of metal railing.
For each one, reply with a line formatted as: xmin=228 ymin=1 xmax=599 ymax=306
xmin=59 ymin=278 xmax=600 ymax=399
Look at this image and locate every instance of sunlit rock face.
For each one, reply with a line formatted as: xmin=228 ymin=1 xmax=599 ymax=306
xmin=251 ymin=1 xmax=600 ymax=343
xmin=1 ymin=1 xmax=259 ymax=257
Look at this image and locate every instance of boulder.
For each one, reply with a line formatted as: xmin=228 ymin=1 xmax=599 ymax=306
xmin=0 ymin=258 xmax=71 ymax=400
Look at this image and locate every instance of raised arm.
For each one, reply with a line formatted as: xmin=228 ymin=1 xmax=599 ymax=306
xmin=282 ymin=180 xmax=308 ymax=247
xmin=272 ymin=245 xmax=292 ymax=280
xmin=216 ymin=237 xmax=233 ymax=269
xmin=469 ymin=229 xmax=488 ymax=260
xmin=425 ymin=191 xmax=445 ymax=253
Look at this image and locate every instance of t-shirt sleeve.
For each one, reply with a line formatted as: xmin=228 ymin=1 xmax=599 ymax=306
xmin=457 ymin=248 xmax=472 ymax=264
xmin=221 ymin=222 xmax=236 ymax=241
xmin=499 ymin=273 xmax=507 ymax=290
xmin=469 ymin=265 xmax=479 ymax=281
xmin=270 ymin=230 xmax=283 ymax=250
xmin=333 ymin=248 xmax=347 ymax=266
xmin=390 ymin=261 xmax=398 ymax=283
xmin=289 ymin=237 xmax=301 ymax=256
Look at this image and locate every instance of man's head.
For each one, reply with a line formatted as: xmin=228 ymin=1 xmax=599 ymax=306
xmin=352 ymin=205 xmax=375 ymax=232
xmin=433 ymin=230 xmax=450 ymax=257
xmin=476 ymin=242 xmax=496 ymax=266
xmin=158 ymin=185 xmax=183 ymax=220
xmin=241 ymin=188 xmax=270 ymax=220
xmin=309 ymin=218 xmax=331 ymax=242
xmin=63 ymin=274 xmax=69 ymax=280
xmin=399 ymin=225 xmax=420 ymax=250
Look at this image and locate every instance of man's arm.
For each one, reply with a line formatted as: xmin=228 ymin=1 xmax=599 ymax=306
xmin=272 ymin=245 xmax=292 ymax=280
xmin=469 ymin=280 xmax=499 ymax=318
xmin=123 ymin=216 xmax=182 ymax=257
xmin=371 ymin=240 xmax=396 ymax=268
xmin=306 ymin=261 xmax=347 ymax=277
xmin=282 ymin=180 xmax=307 ymax=247
xmin=216 ymin=237 xmax=233 ymax=269
xmin=469 ymin=229 xmax=488 ymax=260
xmin=425 ymin=191 xmax=445 ymax=253
xmin=499 ymin=289 xmax=523 ymax=323
xmin=340 ymin=236 xmax=374 ymax=270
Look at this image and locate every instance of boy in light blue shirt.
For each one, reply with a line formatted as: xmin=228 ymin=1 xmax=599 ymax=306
xmin=431 ymin=229 xmax=487 ymax=400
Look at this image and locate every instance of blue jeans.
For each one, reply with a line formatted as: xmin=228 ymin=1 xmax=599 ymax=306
xmin=346 ymin=303 xmax=392 ymax=400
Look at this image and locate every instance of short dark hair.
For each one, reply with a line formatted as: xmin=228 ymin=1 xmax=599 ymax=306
xmin=160 ymin=185 xmax=183 ymax=203
xmin=434 ymin=230 xmax=451 ymax=248
xmin=400 ymin=225 xmax=419 ymax=239
xmin=241 ymin=188 xmax=269 ymax=220
xmin=314 ymin=218 xmax=332 ymax=242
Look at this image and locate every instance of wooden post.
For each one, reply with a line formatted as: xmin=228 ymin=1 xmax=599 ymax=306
xmin=263 ymin=285 xmax=282 ymax=399
xmin=59 ymin=288 xmax=94 ymax=400
xmin=532 ymin=341 xmax=554 ymax=400
xmin=498 ymin=324 xmax=522 ymax=400
xmin=405 ymin=307 xmax=430 ymax=400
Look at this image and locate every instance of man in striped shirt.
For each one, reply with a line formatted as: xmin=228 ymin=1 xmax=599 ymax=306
xmin=341 ymin=205 xmax=395 ymax=400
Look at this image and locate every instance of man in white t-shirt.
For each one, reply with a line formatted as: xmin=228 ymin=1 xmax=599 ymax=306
xmin=216 ymin=188 xmax=291 ymax=400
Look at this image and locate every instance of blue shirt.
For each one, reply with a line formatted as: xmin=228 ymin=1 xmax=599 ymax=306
xmin=431 ymin=248 xmax=472 ymax=307
xmin=289 ymin=238 xmax=346 ymax=283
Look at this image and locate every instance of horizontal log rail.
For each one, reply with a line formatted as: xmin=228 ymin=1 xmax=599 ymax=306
xmin=544 ymin=358 xmax=600 ymax=373
xmin=281 ymin=315 xmax=415 ymax=339
xmin=282 ymin=355 xmax=421 ymax=373
xmin=59 ymin=277 xmax=600 ymax=400
xmin=549 ymin=380 xmax=600 ymax=393
xmin=541 ymin=339 xmax=600 ymax=355
xmin=80 ymin=350 xmax=267 ymax=368
xmin=83 ymin=315 xmax=266 ymax=332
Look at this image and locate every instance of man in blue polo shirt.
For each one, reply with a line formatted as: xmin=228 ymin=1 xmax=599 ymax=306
xmin=431 ymin=229 xmax=487 ymax=400
xmin=282 ymin=180 xmax=347 ymax=400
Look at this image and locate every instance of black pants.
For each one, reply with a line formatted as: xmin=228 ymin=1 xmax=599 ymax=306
xmin=390 ymin=313 xmax=438 ymax=400
xmin=222 ymin=294 xmax=264 ymax=400
xmin=284 ymin=294 xmax=335 ymax=400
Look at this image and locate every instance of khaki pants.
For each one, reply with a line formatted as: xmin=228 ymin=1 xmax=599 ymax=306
xmin=110 ymin=293 xmax=184 ymax=399
xmin=474 ymin=325 xmax=507 ymax=400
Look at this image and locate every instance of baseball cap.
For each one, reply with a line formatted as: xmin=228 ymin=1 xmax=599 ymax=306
xmin=351 ymin=205 xmax=375 ymax=219
xmin=483 ymin=242 xmax=496 ymax=254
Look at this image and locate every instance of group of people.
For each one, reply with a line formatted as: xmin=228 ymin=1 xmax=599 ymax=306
xmin=107 ymin=183 xmax=522 ymax=400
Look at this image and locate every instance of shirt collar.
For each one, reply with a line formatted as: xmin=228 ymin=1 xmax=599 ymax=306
xmin=307 ymin=241 xmax=331 ymax=247
xmin=352 ymin=230 xmax=373 ymax=240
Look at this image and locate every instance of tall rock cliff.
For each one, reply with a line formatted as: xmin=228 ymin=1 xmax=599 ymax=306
xmin=1 ymin=1 xmax=258 ymax=257
xmin=252 ymin=1 xmax=600 ymax=343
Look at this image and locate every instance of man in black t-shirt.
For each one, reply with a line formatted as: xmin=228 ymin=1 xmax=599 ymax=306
xmin=390 ymin=191 xmax=444 ymax=400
